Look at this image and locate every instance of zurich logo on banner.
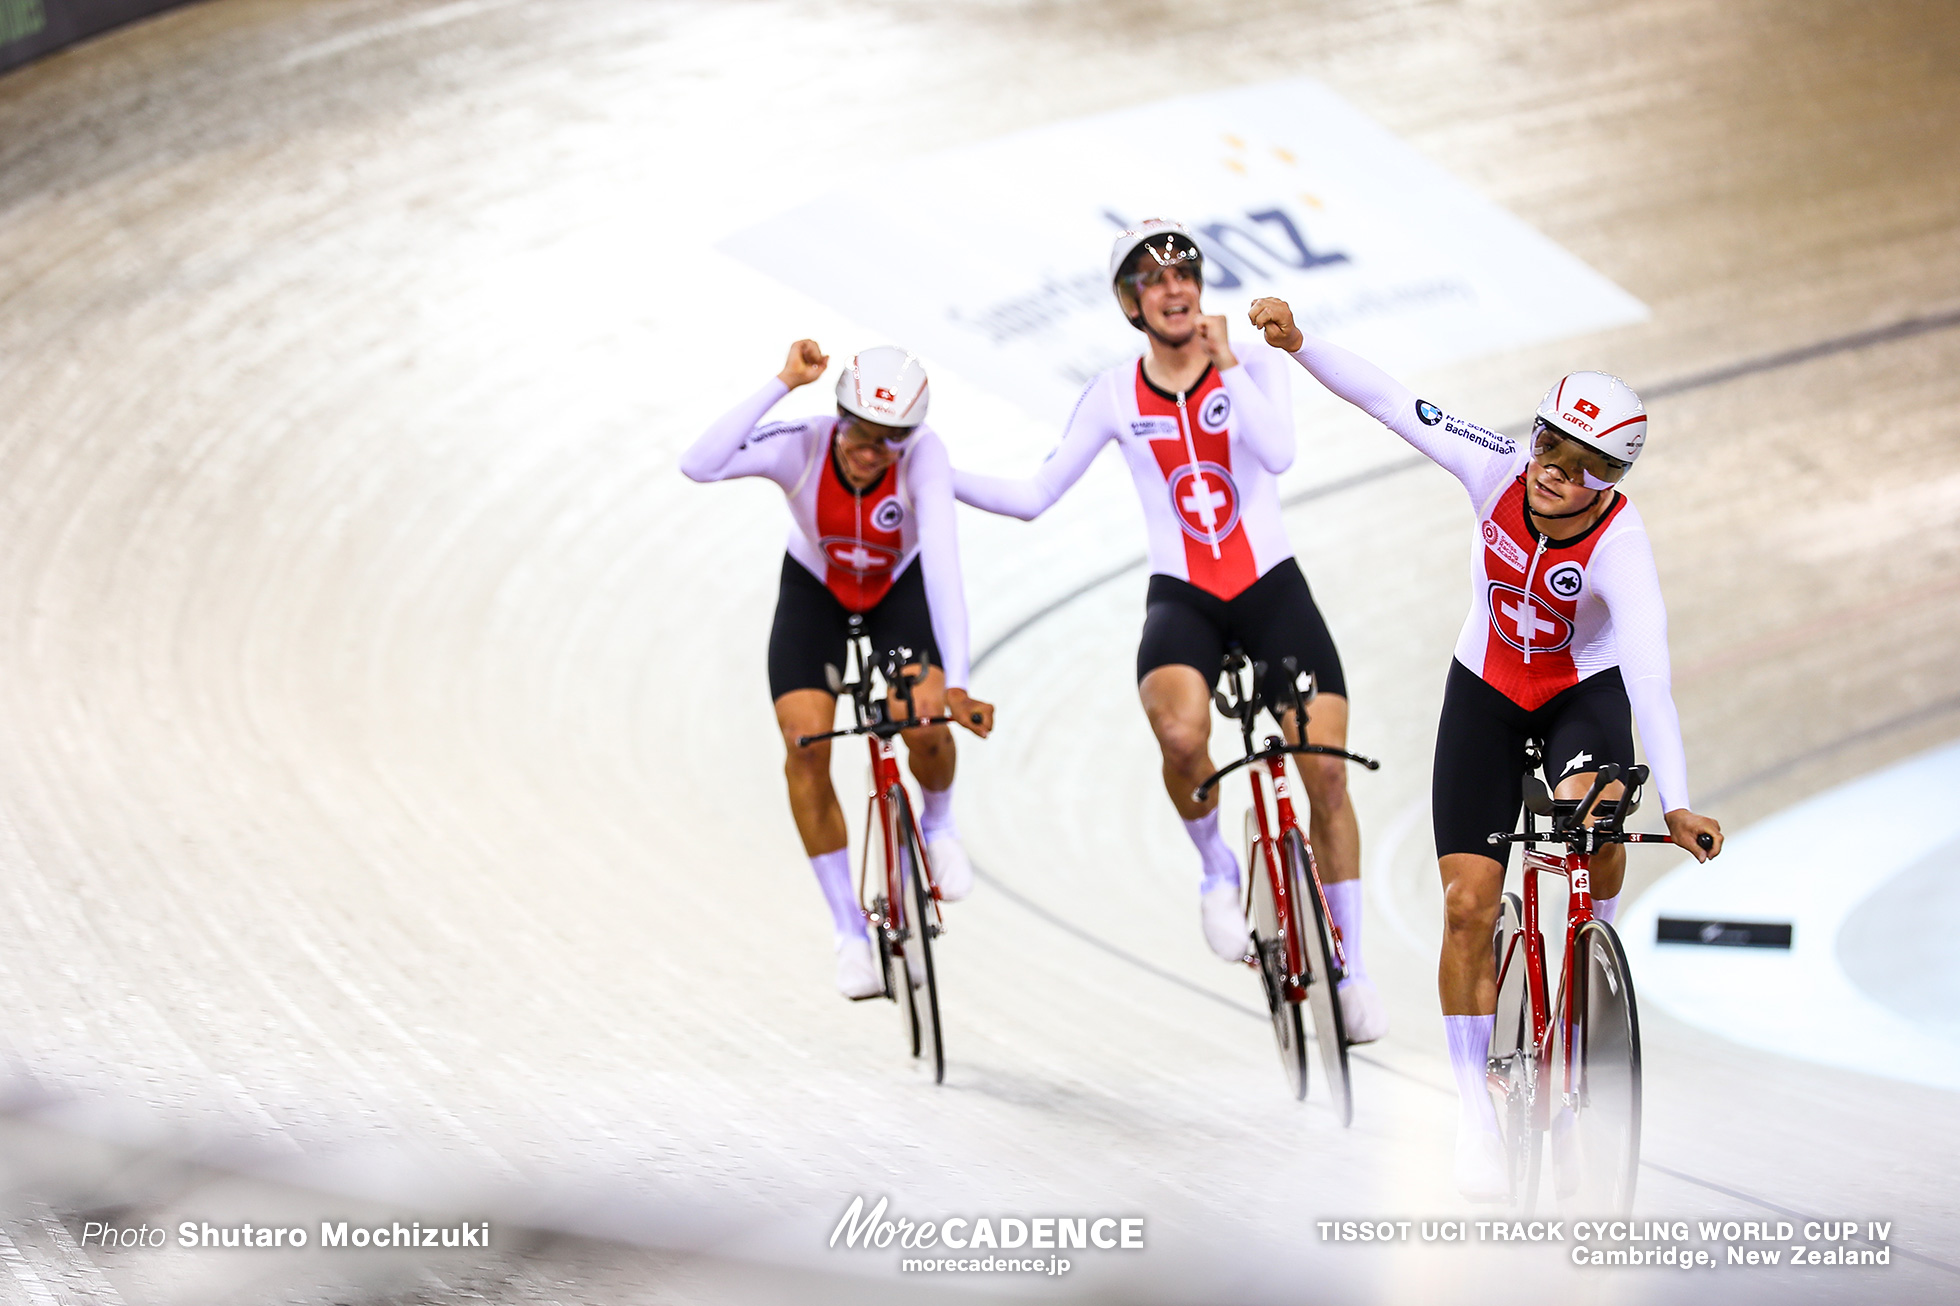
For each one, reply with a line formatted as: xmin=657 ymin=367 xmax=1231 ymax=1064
xmin=1168 ymin=463 xmax=1242 ymax=543
xmin=721 ymin=79 xmax=1646 ymax=425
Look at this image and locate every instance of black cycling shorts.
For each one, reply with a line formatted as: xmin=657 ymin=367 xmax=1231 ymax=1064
xmin=1136 ymin=559 xmax=1347 ymax=708
xmin=767 ymin=555 xmax=940 ymax=702
xmin=1432 ymin=659 xmax=1636 ymax=863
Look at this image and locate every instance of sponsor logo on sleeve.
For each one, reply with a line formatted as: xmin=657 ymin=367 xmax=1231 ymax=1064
xmin=743 ymin=420 xmax=804 ymax=449
xmin=1481 ymin=519 xmax=1531 ymax=573
xmin=1543 ymin=560 xmax=1585 ymax=600
xmin=1445 ymin=418 xmax=1515 ymax=455
xmin=1198 ymin=390 xmax=1232 ymax=434
xmin=870 ymin=497 xmax=907 ymax=532
xmin=1416 ymin=399 xmax=1443 ymax=426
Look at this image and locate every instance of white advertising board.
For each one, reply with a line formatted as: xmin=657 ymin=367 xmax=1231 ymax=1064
xmin=722 ymin=78 xmax=1647 ymax=423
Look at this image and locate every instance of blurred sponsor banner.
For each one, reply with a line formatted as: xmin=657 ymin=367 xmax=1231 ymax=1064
xmin=723 ymin=79 xmax=1647 ymax=423
xmin=0 ymin=1 xmax=192 ymax=74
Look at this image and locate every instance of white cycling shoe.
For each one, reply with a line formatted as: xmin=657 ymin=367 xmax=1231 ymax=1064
xmin=927 ymin=833 xmax=973 ymax=902
xmin=834 ymin=934 xmax=883 ymax=1000
xmin=1337 ymin=976 xmax=1389 ymax=1044
xmin=1201 ymin=879 xmax=1251 ymax=962
xmin=1454 ymin=1123 xmax=1510 ymax=1202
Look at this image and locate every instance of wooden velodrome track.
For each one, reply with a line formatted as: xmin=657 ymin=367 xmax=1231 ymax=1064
xmin=0 ymin=1 xmax=1957 ymax=1302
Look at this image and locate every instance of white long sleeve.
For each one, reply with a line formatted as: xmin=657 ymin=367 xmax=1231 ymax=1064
xmin=1587 ymin=528 xmax=1691 ymax=813
xmin=1286 ymin=332 xmax=1520 ymax=504
xmin=903 ymin=435 xmax=972 ymax=691
xmin=679 ymin=377 xmax=804 ymax=488
xmin=1220 ymin=352 xmax=1295 ymax=475
xmin=953 ymin=378 xmax=1115 ymax=520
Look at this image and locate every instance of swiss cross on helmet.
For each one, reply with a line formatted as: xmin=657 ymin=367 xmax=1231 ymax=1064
xmin=1109 ymin=219 xmax=1204 ymax=330
xmin=1534 ymin=371 xmax=1646 ymax=486
xmin=836 ymin=346 xmax=929 ymax=429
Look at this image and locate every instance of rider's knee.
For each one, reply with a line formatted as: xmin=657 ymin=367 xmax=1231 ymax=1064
xmin=1442 ymin=874 xmax=1500 ymax=940
xmin=784 ymin=738 xmax=830 ymax=777
xmin=1154 ymin=715 xmax=1210 ymax=769
xmin=903 ymin=723 xmax=952 ymax=761
xmin=1298 ymin=756 xmax=1349 ymax=815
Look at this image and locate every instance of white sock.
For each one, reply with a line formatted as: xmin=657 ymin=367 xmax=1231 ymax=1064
xmin=919 ymin=784 xmax=956 ymax=841
xmin=1323 ymin=878 xmax=1366 ymax=984
xmin=1594 ymin=894 xmax=1619 ymax=925
xmin=810 ymin=849 xmax=864 ymax=940
xmin=1182 ymin=812 xmax=1239 ymax=890
xmin=1445 ymin=1014 xmax=1500 ymax=1136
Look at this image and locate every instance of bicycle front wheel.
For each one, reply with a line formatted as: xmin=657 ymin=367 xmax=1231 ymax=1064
xmin=1247 ymin=809 xmax=1308 ymax=1100
xmin=1288 ymin=829 xmax=1351 ymax=1126
xmin=895 ymin=788 xmax=945 ymax=1084
xmin=1550 ymin=919 xmax=1641 ymax=1213
xmin=1491 ymin=891 xmax=1545 ymax=1209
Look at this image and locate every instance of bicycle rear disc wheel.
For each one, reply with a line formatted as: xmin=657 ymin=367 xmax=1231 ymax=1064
xmin=1491 ymin=891 xmax=1544 ymax=1209
xmin=1288 ymin=829 xmax=1351 ymax=1126
xmin=898 ymin=790 xmax=945 ymax=1084
xmin=1248 ymin=812 xmax=1308 ymax=1100
xmin=1552 ymin=920 xmax=1642 ymax=1213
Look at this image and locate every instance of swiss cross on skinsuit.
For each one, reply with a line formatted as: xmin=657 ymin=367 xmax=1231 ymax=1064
xmin=1499 ymin=595 xmax=1559 ymax=645
xmin=828 ymin=541 xmax=892 ymax=572
xmin=1168 ymin=462 xmax=1242 ymax=543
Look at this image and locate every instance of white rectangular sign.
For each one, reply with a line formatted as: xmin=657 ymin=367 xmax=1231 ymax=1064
xmin=722 ymin=78 xmax=1646 ymax=423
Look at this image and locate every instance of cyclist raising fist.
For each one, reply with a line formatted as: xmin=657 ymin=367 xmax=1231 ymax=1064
xmin=953 ymin=221 xmax=1386 ymax=1043
xmin=683 ymin=341 xmax=993 ymax=999
xmin=1248 ymin=296 xmax=1721 ymax=1197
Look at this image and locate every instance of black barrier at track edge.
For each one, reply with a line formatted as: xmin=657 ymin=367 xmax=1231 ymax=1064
xmin=0 ymin=1 xmax=197 ymax=76
xmin=969 ymin=305 xmax=1960 ymax=675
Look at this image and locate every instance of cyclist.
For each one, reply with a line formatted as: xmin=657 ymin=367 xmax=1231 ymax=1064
xmin=953 ymin=220 xmax=1385 ymax=1042
xmin=1247 ymin=296 xmax=1723 ymax=1197
xmin=682 ymin=341 xmax=994 ymax=1000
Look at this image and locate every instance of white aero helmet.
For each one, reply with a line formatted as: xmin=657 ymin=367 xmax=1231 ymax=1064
xmin=835 ymin=345 xmax=929 ymax=429
xmin=1108 ymin=218 xmax=1203 ymax=328
xmin=1533 ymin=371 xmax=1647 ymax=487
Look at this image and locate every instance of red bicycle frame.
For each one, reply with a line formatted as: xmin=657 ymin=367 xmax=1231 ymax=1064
xmin=1510 ymin=842 xmax=1593 ymax=1102
xmin=1245 ymin=735 xmax=1348 ymax=1001
xmin=858 ymin=730 xmax=940 ymax=935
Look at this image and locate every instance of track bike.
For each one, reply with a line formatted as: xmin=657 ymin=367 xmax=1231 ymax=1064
xmin=1485 ymin=751 xmax=1714 ymax=1211
xmin=796 ymin=615 xmax=965 ymax=1083
xmin=1195 ymin=653 xmax=1380 ymax=1118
